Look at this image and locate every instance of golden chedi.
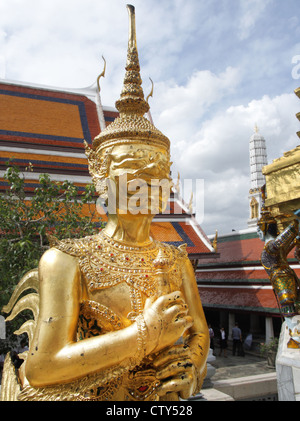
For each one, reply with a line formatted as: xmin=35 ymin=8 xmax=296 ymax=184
xmin=261 ymin=87 xmax=300 ymax=231
xmin=1 ymin=5 xmax=209 ymax=401
xmin=262 ymin=145 xmax=300 ymax=231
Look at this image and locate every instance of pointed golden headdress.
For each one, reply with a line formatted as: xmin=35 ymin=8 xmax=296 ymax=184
xmin=85 ymin=5 xmax=170 ymax=197
xmin=91 ymin=4 xmax=170 ymax=153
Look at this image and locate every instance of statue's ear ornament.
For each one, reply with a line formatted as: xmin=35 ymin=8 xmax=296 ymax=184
xmin=84 ymin=140 xmax=110 ymax=198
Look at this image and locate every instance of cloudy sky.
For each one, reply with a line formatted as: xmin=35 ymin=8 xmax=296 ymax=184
xmin=0 ymin=0 xmax=299 ymax=235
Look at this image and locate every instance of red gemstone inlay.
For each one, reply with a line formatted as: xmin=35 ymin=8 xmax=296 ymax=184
xmin=138 ymin=385 xmax=148 ymax=393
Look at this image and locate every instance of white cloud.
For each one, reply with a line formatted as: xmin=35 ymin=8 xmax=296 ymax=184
xmin=238 ymin=0 xmax=273 ymax=40
xmin=152 ymin=66 xmax=241 ymax=143
xmin=164 ymin=91 xmax=299 ymax=234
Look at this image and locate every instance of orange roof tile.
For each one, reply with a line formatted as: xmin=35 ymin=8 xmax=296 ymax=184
xmin=198 ymin=286 xmax=279 ymax=313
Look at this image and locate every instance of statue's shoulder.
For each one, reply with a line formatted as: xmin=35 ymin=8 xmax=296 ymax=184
xmin=46 ymin=233 xmax=98 ymax=258
xmin=155 ymin=241 xmax=188 ymax=261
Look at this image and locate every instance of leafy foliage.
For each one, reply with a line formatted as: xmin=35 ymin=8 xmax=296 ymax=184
xmin=0 ymin=163 xmax=102 ymax=351
xmin=260 ymin=337 xmax=279 ymax=356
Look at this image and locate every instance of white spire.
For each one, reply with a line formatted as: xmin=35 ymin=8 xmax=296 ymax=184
xmin=249 ymin=125 xmax=268 ymax=190
xmin=247 ymin=125 xmax=268 ymax=229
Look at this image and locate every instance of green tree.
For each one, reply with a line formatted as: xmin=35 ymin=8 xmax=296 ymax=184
xmin=0 ymin=163 xmax=102 ymax=351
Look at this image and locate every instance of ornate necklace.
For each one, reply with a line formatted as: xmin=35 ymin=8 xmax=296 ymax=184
xmin=53 ymin=231 xmax=180 ymax=320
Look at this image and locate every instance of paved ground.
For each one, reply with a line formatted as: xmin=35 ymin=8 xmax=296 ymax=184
xmin=209 ymin=346 xmax=276 ymax=382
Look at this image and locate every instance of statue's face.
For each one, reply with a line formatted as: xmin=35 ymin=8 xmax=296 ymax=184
xmin=107 ymin=143 xmax=171 ymax=215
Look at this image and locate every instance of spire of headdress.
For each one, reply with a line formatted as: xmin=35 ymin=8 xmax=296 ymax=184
xmin=92 ymin=4 xmax=169 ymax=151
xmin=115 ymin=5 xmax=149 ymax=116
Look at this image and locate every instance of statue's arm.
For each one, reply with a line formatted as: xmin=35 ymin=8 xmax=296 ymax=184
xmin=25 ymin=248 xmax=142 ymax=388
xmin=180 ymin=256 xmax=209 ymax=374
xmin=268 ymin=219 xmax=299 ymax=253
xmin=25 ymin=248 xmax=191 ymax=388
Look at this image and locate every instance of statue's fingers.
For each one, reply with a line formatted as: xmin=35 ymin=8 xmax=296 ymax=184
xmin=152 ymin=344 xmax=189 ymax=367
xmin=165 ymin=303 xmax=188 ymax=320
xmin=156 ymin=373 xmax=195 ymax=397
xmin=155 ymin=359 xmax=193 ymax=380
xmin=152 ymin=291 xmax=184 ymax=312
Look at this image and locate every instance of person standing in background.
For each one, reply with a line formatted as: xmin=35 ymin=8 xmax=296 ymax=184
xmin=208 ymin=324 xmax=215 ymax=352
xmin=232 ymin=323 xmax=242 ymax=356
xmin=219 ymin=327 xmax=227 ymax=357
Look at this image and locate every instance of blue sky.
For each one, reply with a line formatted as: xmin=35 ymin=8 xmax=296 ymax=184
xmin=0 ymin=0 xmax=299 ymax=235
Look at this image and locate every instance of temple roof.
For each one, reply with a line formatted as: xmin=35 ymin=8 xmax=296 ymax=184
xmin=199 ymin=285 xmax=279 ymax=314
xmin=196 ymin=229 xmax=300 ymax=314
xmin=0 ymin=79 xmax=215 ymax=259
xmin=152 ymin=192 xmax=215 ymax=257
xmin=200 ymin=230 xmax=264 ymax=265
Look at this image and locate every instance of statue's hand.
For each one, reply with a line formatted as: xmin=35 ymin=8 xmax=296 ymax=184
xmin=152 ymin=344 xmax=197 ymax=399
xmin=143 ymin=291 xmax=193 ymax=355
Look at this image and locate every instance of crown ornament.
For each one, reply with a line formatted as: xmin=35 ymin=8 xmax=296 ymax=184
xmin=85 ymin=5 xmax=170 ymax=197
xmin=90 ymin=4 xmax=170 ymax=154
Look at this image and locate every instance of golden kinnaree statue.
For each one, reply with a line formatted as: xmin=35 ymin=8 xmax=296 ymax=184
xmin=1 ymin=5 xmax=209 ymax=401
